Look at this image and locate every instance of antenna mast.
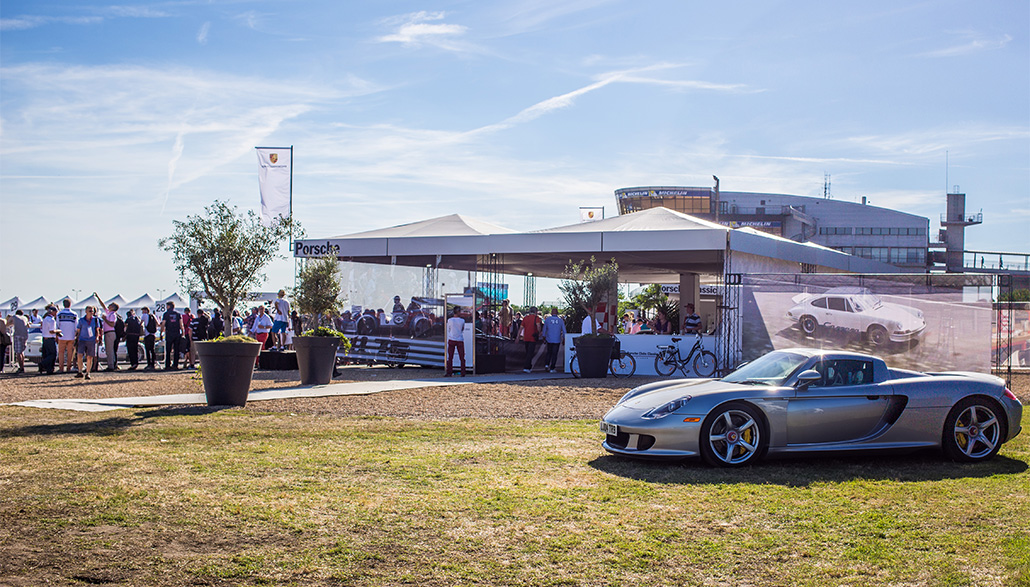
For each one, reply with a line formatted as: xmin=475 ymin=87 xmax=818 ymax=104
xmin=823 ymin=173 xmax=831 ymax=199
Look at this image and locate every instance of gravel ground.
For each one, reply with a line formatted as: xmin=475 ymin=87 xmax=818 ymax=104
xmin=1 ymin=364 xmax=1027 ymax=420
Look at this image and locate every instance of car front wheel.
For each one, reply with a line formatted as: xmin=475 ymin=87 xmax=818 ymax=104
xmin=867 ymin=325 xmax=889 ymax=346
xmin=700 ymin=402 xmax=767 ymax=467
xmin=942 ymin=397 xmax=1004 ymax=462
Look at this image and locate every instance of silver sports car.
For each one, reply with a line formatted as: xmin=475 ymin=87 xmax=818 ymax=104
xmin=600 ymin=348 xmax=1022 ymax=467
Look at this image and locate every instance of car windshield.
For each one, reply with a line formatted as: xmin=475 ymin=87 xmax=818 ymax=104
xmin=722 ymin=351 xmax=810 ymax=386
xmin=852 ymin=294 xmax=882 ymax=312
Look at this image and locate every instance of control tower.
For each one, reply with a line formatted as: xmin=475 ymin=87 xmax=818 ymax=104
xmin=939 ymin=189 xmax=982 ymax=272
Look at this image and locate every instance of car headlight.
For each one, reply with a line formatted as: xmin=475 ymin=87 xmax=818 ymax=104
xmin=642 ymin=396 xmax=692 ymax=419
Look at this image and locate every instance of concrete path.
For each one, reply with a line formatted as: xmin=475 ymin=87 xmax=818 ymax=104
xmin=7 ymin=372 xmax=571 ymax=412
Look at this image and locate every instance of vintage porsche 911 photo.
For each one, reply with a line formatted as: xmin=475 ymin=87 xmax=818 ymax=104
xmin=600 ymin=348 xmax=1022 ymax=467
xmin=785 ymin=287 xmax=925 ymax=346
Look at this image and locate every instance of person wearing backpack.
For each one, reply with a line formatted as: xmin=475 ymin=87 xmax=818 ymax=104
xmin=124 ymin=309 xmax=142 ymax=370
xmin=141 ymin=307 xmax=158 ymax=370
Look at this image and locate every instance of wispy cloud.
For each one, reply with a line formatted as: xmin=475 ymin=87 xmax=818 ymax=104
xmin=0 ymin=15 xmax=102 ymax=31
xmin=197 ymin=21 xmax=210 ymax=44
xmin=845 ymin=126 xmax=1029 ymax=158
xmin=916 ymin=32 xmax=1013 ymax=58
xmin=377 ymin=11 xmax=471 ymax=52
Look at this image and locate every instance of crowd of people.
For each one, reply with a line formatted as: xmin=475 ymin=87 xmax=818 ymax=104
xmin=0 ymin=289 xmax=302 ymax=379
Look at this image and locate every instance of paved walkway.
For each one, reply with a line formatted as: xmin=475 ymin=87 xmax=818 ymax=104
xmin=7 ymin=372 xmax=571 ymax=412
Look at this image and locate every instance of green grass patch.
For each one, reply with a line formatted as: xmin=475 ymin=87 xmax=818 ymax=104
xmin=0 ymin=406 xmax=1027 ymax=586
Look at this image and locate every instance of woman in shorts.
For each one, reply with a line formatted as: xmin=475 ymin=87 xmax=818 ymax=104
xmin=75 ymin=306 xmax=101 ymax=380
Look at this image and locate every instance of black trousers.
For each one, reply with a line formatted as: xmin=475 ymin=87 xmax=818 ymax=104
xmin=165 ymin=334 xmax=181 ymax=369
xmin=40 ymin=338 xmax=57 ymax=373
xmin=125 ymin=335 xmax=140 ymax=366
xmin=545 ymin=342 xmax=561 ymax=370
xmin=523 ymin=341 xmax=537 ymax=370
xmin=143 ymin=334 xmax=156 ymax=367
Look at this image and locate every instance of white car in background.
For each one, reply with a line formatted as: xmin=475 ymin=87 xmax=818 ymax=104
xmin=24 ymin=334 xmax=165 ymax=365
xmin=786 ymin=287 xmax=926 ymax=346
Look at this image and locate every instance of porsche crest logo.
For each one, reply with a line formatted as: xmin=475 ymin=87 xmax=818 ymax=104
xmin=269 ymin=153 xmax=278 ymax=164
xmin=587 ymin=211 xmax=596 ymax=219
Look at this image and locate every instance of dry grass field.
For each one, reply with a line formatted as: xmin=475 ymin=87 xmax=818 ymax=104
xmin=1 ymin=367 xmax=1027 ymax=586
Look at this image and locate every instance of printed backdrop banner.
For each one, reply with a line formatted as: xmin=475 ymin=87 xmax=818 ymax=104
xmin=256 ymin=147 xmax=291 ymax=227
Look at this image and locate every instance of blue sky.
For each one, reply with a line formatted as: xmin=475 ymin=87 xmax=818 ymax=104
xmin=1 ymin=0 xmax=1028 ymax=305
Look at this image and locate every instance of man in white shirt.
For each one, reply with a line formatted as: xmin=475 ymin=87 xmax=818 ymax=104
xmin=56 ymin=298 xmax=79 ymax=373
xmin=40 ymin=305 xmax=59 ymax=374
xmin=271 ymin=289 xmax=291 ymax=351
xmin=444 ymin=309 xmax=467 ymax=377
xmin=251 ymin=305 xmax=273 ymax=366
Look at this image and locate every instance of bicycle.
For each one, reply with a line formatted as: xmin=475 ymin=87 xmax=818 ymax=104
xmin=654 ymin=333 xmax=717 ymax=378
xmin=569 ymin=347 xmax=637 ymax=378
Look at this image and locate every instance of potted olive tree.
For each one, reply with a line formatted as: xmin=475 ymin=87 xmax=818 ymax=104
xmin=160 ymin=200 xmax=297 ymax=406
xmin=560 ymin=256 xmax=619 ymax=378
xmin=292 ymin=254 xmax=350 ymax=385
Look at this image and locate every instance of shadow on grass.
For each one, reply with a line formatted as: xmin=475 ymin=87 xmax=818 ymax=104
xmin=588 ymin=451 xmax=1028 ymax=486
xmin=0 ymin=405 xmax=233 ymax=438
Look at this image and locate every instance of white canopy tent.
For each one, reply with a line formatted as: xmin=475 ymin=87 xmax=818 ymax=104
xmin=0 ymin=297 xmax=20 ymax=317
xmin=296 ymin=207 xmax=897 ymax=281
xmin=125 ymin=294 xmax=158 ymax=311
xmin=157 ymin=293 xmax=188 ymax=309
xmin=104 ymin=294 xmax=129 ymax=309
xmin=20 ymin=296 xmax=50 ymax=311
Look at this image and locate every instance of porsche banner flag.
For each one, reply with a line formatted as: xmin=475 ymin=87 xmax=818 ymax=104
xmin=579 ymin=206 xmax=604 ymax=222
xmin=256 ymin=147 xmax=292 ymax=227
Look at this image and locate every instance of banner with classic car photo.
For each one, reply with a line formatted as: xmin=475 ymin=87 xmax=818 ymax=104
xmin=740 ymin=273 xmax=993 ymax=372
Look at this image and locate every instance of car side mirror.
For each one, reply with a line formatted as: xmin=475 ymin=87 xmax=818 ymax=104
xmin=795 ymin=369 xmax=821 ymax=389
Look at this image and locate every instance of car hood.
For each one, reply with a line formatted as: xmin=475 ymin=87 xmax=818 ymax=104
xmin=618 ymin=379 xmax=757 ymax=411
xmin=872 ymin=303 xmax=924 ymax=324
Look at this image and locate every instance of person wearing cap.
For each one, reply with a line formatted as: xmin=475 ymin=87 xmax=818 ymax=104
xmin=39 ymin=305 xmax=59 ymax=374
xmin=101 ymin=301 xmax=120 ymax=371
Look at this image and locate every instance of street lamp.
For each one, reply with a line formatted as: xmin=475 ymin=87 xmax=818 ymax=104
xmin=71 ymin=288 xmax=81 ymax=300
xmin=156 ymin=288 xmax=165 ymax=300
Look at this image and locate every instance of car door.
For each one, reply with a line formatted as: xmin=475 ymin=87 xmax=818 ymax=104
xmin=787 ymin=358 xmax=891 ymax=445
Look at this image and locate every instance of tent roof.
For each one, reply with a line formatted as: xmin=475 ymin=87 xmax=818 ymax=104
xmin=125 ymin=294 xmax=158 ymax=309
xmin=0 ymin=297 xmax=20 ymax=312
xmin=295 ymin=207 xmax=898 ymax=281
xmin=535 ymin=207 xmax=727 ymax=233
xmin=71 ymin=296 xmax=96 ymax=310
xmin=20 ymin=296 xmax=50 ymax=310
xmin=157 ymin=293 xmax=188 ymax=308
xmin=333 ymin=213 xmax=516 ymax=239
xmin=104 ymin=294 xmax=129 ymax=309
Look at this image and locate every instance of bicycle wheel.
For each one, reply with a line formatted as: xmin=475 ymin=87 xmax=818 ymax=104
xmin=609 ymin=353 xmax=636 ymax=377
xmin=693 ymin=350 xmax=717 ymax=378
xmin=569 ymin=354 xmax=580 ymax=378
xmin=654 ymin=351 xmax=677 ymax=376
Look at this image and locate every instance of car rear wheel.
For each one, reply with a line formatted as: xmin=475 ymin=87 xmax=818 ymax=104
xmin=799 ymin=315 xmax=818 ymax=335
xmin=700 ymin=402 xmax=767 ymax=467
xmin=942 ymin=397 xmax=1004 ymax=462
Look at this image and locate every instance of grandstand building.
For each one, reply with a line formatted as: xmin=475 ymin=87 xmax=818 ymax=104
xmin=614 ymin=186 xmax=980 ymax=272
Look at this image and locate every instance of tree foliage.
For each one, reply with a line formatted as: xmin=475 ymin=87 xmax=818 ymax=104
xmin=559 ymin=256 xmax=619 ymax=335
xmin=159 ymin=200 xmax=297 ymax=336
xmin=293 ymin=254 xmax=343 ymax=329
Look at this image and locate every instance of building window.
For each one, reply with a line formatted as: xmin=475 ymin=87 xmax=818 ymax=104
xmin=819 ymin=227 xmax=853 ymax=235
xmin=889 ymin=248 xmax=926 ymax=264
xmin=855 ymin=247 xmax=890 ymax=262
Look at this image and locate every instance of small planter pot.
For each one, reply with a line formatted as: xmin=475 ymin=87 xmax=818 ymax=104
xmin=193 ymin=341 xmax=262 ymax=407
xmin=574 ymin=335 xmax=615 ymax=378
xmin=293 ymin=336 xmax=342 ymax=385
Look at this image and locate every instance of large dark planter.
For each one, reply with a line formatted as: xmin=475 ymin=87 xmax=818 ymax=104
xmin=293 ymin=336 xmax=342 ymax=385
xmin=574 ymin=335 xmax=615 ymax=378
xmin=193 ymin=341 xmax=262 ymax=407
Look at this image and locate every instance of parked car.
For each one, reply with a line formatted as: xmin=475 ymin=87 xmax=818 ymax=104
xmin=785 ymin=287 xmax=925 ymax=346
xmin=600 ymin=347 xmax=1022 ymax=466
xmin=24 ymin=333 xmax=165 ymax=365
